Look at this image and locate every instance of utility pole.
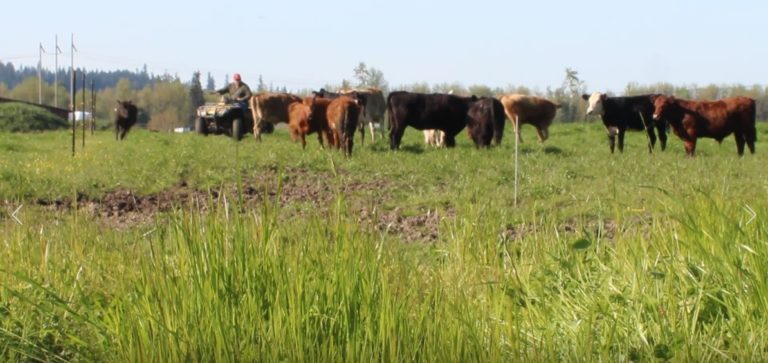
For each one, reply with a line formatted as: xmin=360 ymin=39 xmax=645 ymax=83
xmin=54 ymin=35 xmax=62 ymax=107
xmin=38 ymin=43 xmax=45 ymax=104
xmin=90 ymin=80 xmax=96 ymax=134
xmin=70 ymin=34 xmax=77 ymax=157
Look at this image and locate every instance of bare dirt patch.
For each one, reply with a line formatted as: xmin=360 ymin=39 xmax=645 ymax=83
xmin=29 ymin=167 xmax=451 ymax=242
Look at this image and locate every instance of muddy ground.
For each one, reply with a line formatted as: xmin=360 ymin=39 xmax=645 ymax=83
xmin=28 ymin=167 xmax=453 ymax=243
xmin=3 ymin=167 xmax=651 ymax=244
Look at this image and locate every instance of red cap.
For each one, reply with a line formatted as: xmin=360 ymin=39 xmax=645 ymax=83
xmin=233 ymin=73 xmax=241 ymax=81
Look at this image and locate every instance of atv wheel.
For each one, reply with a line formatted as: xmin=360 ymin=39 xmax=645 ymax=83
xmin=194 ymin=117 xmax=207 ymax=135
xmin=232 ymin=118 xmax=244 ymax=141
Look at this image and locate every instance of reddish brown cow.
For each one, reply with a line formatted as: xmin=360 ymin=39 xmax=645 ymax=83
xmin=326 ymin=97 xmax=362 ymax=156
xmin=651 ymin=95 xmax=756 ymax=156
xmin=287 ymin=97 xmax=332 ymax=149
xmin=249 ymin=92 xmax=302 ymax=140
xmin=499 ymin=94 xmax=559 ymax=143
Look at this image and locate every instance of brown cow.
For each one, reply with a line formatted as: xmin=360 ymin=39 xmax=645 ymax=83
xmin=499 ymin=94 xmax=559 ymax=143
xmin=287 ymin=97 xmax=332 ymax=149
xmin=249 ymin=92 xmax=302 ymax=141
xmin=326 ymin=97 xmax=362 ymax=156
xmin=651 ymin=95 xmax=756 ymax=156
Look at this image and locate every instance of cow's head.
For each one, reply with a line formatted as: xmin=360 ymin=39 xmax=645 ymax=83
xmin=312 ymin=88 xmax=330 ymax=99
xmin=115 ymin=100 xmax=133 ymax=118
xmin=582 ymin=92 xmax=606 ymax=116
xmin=651 ymin=94 xmax=675 ymax=121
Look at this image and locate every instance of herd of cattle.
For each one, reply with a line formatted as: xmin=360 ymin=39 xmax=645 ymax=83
xmin=116 ymin=89 xmax=758 ymax=157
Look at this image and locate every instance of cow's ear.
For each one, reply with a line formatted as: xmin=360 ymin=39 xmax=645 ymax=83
xmin=471 ymin=95 xmax=478 ymax=102
xmin=600 ymin=94 xmax=607 ymax=101
xmin=581 ymin=94 xmax=589 ymax=101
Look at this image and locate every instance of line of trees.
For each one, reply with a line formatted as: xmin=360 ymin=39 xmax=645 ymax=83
xmin=2 ymin=61 xmax=768 ymax=131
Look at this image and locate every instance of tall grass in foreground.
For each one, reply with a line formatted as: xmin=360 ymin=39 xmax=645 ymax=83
xmin=2 ymin=189 xmax=768 ymax=361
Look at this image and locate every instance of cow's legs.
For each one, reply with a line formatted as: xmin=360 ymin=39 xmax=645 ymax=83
xmin=684 ymin=139 xmax=697 ymax=156
xmin=735 ymin=132 xmax=746 ymax=155
xmin=516 ymin=124 xmax=524 ymax=144
xmin=646 ymin=127 xmax=657 ymax=153
xmin=618 ymin=130 xmax=626 ymax=152
xmin=536 ymin=127 xmax=549 ymax=143
xmin=358 ymin=121 xmax=365 ymax=146
xmin=368 ymin=121 xmax=376 ymax=141
xmin=444 ymin=132 xmax=457 ymax=148
xmin=746 ymin=127 xmax=757 ymax=154
xmin=390 ymin=126 xmax=405 ymax=150
xmin=608 ymin=133 xmax=616 ymax=153
xmin=656 ymin=124 xmax=668 ymax=151
xmin=253 ymin=122 xmax=262 ymax=142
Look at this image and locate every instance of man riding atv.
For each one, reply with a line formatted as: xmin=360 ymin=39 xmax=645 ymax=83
xmin=216 ymin=73 xmax=252 ymax=107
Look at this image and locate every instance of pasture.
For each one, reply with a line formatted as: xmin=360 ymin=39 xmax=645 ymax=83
xmin=2 ymin=122 xmax=768 ymax=361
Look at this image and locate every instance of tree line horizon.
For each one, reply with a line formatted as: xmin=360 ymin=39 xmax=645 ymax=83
xmin=2 ymin=61 xmax=768 ymax=132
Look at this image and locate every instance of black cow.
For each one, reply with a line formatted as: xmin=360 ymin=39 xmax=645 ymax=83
xmin=387 ymin=91 xmax=478 ymax=150
xmin=582 ymin=93 xmax=667 ymax=153
xmin=467 ymin=97 xmax=505 ymax=148
xmin=115 ymin=100 xmax=138 ymax=140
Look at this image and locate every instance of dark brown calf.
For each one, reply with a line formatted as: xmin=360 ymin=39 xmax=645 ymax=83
xmin=115 ymin=100 xmax=138 ymax=140
xmin=467 ymin=97 xmax=505 ymax=148
xmin=651 ymin=95 xmax=756 ymax=156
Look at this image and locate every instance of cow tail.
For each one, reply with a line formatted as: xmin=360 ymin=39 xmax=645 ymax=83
xmin=342 ymin=107 xmax=350 ymax=155
xmin=749 ymin=99 xmax=757 ymax=142
xmin=490 ymin=99 xmax=499 ymax=145
xmin=386 ymin=93 xmax=395 ymax=131
xmin=249 ymin=96 xmax=261 ymax=138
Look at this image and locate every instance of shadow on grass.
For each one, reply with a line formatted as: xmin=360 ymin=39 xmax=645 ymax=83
xmin=543 ymin=146 xmax=565 ymax=155
xmin=368 ymin=143 xmax=426 ymax=154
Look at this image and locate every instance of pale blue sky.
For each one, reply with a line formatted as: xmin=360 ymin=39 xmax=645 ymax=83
xmin=3 ymin=0 xmax=767 ymax=93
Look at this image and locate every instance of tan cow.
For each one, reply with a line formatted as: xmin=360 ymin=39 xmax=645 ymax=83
xmin=249 ymin=92 xmax=302 ymax=141
xmin=499 ymin=94 xmax=559 ymax=143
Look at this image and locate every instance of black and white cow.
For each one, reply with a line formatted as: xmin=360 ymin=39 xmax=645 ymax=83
xmin=582 ymin=92 xmax=667 ymax=153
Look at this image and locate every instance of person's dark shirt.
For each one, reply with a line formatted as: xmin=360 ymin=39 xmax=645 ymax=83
xmin=216 ymin=81 xmax=252 ymax=102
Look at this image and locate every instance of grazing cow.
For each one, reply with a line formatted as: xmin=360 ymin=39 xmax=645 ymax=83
xmin=287 ymin=97 xmax=332 ymax=149
xmin=467 ymin=97 xmax=505 ymax=148
xmin=651 ymin=95 xmax=756 ymax=156
xmin=249 ymin=92 xmax=302 ymax=140
xmin=326 ymin=97 xmax=362 ymax=156
xmin=582 ymin=92 xmax=667 ymax=153
xmin=114 ymin=100 xmax=138 ymax=140
xmin=423 ymin=129 xmax=445 ymax=147
xmin=387 ymin=91 xmax=478 ymax=150
xmin=499 ymin=94 xmax=558 ymax=143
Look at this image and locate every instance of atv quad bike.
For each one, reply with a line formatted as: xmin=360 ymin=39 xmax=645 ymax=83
xmin=194 ymin=97 xmax=273 ymax=140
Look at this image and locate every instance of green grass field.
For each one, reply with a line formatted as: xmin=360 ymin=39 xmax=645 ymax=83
xmin=2 ymin=122 xmax=768 ymax=361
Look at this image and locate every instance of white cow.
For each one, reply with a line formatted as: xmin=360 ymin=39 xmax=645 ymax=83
xmin=423 ymin=129 xmax=445 ymax=148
